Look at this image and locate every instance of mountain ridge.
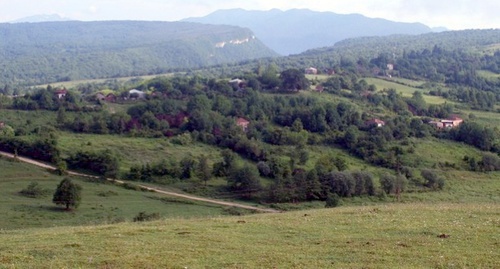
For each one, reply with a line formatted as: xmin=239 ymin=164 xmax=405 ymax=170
xmin=183 ymin=8 xmax=433 ymax=55
xmin=0 ymin=20 xmax=278 ymax=85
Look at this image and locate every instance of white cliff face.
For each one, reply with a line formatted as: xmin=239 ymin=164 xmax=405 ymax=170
xmin=215 ymin=36 xmax=255 ymax=48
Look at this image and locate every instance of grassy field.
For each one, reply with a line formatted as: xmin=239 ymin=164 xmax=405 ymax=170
xmin=477 ymin=70 xmax=500 ymax=79
xmin=56 ymin=132 xmax=224 ymax=173
xmin=0 ymin=202 xmax=497 ymax=268
xmin=364 ymin=77 xmax=449 ymax=105
xmin=34 ymin=73 xmax=177 ymax=89
xmin=0 ymin=157 xmax=247 ymax=230
xmin=459 ymin=109 xmax=500 ymax=126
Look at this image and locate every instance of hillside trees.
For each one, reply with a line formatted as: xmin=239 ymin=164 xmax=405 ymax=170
xmin=52 ymin=178 xmax=82 ymax=210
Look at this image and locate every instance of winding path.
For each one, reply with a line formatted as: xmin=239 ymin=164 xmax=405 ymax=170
xmin=0 ymin=151 xmax=280 ymax=213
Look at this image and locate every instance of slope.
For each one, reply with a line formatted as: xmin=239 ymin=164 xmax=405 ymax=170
xmin=0 ymin=203 xmax=497 ymax=268
xmin=184 ymin=8 xmax=432 ymax=55
xmin=0 ymin=21 xmax=278 ymax=85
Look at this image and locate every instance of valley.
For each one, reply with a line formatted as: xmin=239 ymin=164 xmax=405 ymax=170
xmin=0 ymin=8 xmax=499 ymax=268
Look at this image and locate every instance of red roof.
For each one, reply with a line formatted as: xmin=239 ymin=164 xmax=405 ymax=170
xmin=236 ymin=117 xmax=250 ymax=126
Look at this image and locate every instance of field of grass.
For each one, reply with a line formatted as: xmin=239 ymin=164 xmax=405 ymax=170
xmin=477 ymin=70 xmax=500 ymax=79
xmin=34 ymin=73 xmax=177 ymax=89
xmin=56 ymin=132 xmax=224 ymax=173
xmin=0 ymin=157 xmax=245 ymax=230
xmin=458 ymin=109 xmax=500 ymax=126
xmin=0 ymin=202 xmax=497 ymax=268
xmin=364 ymin=77 xmax=449 ymax=105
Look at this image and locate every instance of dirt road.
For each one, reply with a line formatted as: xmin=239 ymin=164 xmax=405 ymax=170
xmin=0 ymin=151 xmax=280 ymax=213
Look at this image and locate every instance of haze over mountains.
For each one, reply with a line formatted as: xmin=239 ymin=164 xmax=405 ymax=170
xmin=184 ymin=8 xmax=434 ymax=55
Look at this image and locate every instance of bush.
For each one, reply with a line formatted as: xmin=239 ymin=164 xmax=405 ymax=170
xmin=19 ymin=182 xmax=50 ymax=198
xmin=133 ymin=211 xmax=160 ymax=222
xmin=325 ymin=193 xmax=341 ymax=208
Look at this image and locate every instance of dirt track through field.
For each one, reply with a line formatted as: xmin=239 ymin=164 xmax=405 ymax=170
xmin=0 ymin=151 xmax=280 ymax=213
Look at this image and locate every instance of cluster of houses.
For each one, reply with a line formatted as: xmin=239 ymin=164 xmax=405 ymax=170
xmin=428 ymin=115 xmax=463 ymax=129
xmin=362 ymin=115 xmax=464 ymax=130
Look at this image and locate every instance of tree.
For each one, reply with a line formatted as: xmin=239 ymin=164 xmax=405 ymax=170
xmin=197 ymin=155 xmax=212 ymax=185
xmin=52 ymin=178 xmax=82 ymax=210
xmin=227 ymin=165 xmax=262 ymax=198
xmin=280 ymin=68 xmax=310 ymax=92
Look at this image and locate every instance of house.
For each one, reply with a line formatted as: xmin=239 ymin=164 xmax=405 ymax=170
xmin=236 ymin=117 xmax=250 ymax=132
xmin=0 ymin=121 xmax=5 ymax=129
xmin=429 ymin=115 xmax=463 ymax=129
xmin=229 ymin=78 xmax=246 ymax=89
xmin=365 ymin=119 xmax=385 ymax=128
xmin=314 ymin=85 xmax=324 ymax=93
xmin=96 ymin=93 xmax=106 ymax=101
xmin=129 ymin=89 xmax=146 ymax=99
xmin=54 ymin=89 xmax=67 ymax=99
xmin=104 ymin=93 xmax=117 ymax=103
xmin=387 ymin=64 xmax=394 ymax=71
xmin=305 ymin=67 xmax=318 ymax=75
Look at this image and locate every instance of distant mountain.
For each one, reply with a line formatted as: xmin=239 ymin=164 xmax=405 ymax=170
xmin=432 ymin=27 xmax=449 ymax=32
xmin=11 ymin=14 xmax=71 ymax=23
xmin=184 ymin=8 xmax=433 ymax=55
xmin=0 ymin=21 xmax=277 ymax=85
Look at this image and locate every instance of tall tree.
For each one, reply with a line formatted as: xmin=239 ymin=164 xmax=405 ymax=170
xmin=280 ymin=68 xmax=310 ymax=92
xmin=52 ymin=178 xmax=82 ymax=210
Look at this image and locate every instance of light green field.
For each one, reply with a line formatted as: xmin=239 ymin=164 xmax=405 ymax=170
xmin=477 ymin=70 xmax=500 ymax=79
xmin=459 ymin=109 xmax=500 ymax=126
xmin=0 ymin=157 xmax=246 ymax=230
xmin=364 ymin=77 xmax=449 ymax=104
xmin=56 ymin=132 xmax=223 ymax=173
xmin=34 ymin=73 xmax=177 ymax=89
xmin=0 ymin=202 xmax=497 ymax=268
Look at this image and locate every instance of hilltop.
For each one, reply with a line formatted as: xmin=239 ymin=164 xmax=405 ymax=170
xmin=184 ymin=8 xmax=432 ymax=55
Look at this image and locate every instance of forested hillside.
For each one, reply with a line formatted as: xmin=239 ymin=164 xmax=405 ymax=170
xmin=184 ymin=8 xmax=432 ymax=55
xmin=0 ymin=21 xmax=277 ymax=85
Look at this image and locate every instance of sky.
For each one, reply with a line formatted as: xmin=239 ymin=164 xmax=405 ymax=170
xmin=0 ymin=0 xmax=498 ymax=30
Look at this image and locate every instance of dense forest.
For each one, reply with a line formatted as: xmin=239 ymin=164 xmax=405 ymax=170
xmin=0 ymin=21 xmax=277 ymax=85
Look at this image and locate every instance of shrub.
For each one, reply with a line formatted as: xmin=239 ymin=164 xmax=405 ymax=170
xmin=133 ymin=211 xmax=160 ymax=222
xmin=325 ymin=193 xmax=341 ymax=208
xmin=19 ymin=182 xmax=50 ymax=198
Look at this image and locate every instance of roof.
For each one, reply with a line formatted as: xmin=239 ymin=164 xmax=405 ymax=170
xmin=236 ymin=117 xmax=250 ymax=125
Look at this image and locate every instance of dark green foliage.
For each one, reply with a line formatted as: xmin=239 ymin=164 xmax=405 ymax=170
xmin=325 ymin=193 xmax=341 ymax=208
xmin=52 ymin=178 xmax=82 ymax=210
xmin=479 ymin=153 xmax=500 ymax=171
xmin=280 ymin=68 xmax=310 ymax=91
xmin=133 ymin=212 xmax=161 ymax=222
xmin=66 ymin=150 xmax=119 ymax=177
xmin=421 ymin=169 xmax=445 ymax=190
xmin=19 ymin=182 xmax=50 ymax=198
xmin=0 ymin=137 xmax=60 ymax=163
xmin=227 ymin=165 xmax=263 ymax=198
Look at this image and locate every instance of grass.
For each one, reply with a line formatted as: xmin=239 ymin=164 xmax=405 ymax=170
xmin=364 ymin=77 xmax=449 ymax=104
xmin=0 ymin=202 xmax=497 ymax=268
xmin=0 ymin=157 xmax=247 ymax=230
xmin=56 ymin=132 xmax=224 ymax=173
xmin=477 ymin=70 xmax=500 ymax=79
xmin=459 ymin=109 xmax=500 ymax=126
xmin=34 ymin=73 xmax=177 ymax=89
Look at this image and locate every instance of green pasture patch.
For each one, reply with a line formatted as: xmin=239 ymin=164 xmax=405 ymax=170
xmin=0 ymin=202 xmax=497 ymax=268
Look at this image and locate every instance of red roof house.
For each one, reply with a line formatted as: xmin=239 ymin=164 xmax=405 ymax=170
xmin=236 ymin=117 xmax=250 ymax=132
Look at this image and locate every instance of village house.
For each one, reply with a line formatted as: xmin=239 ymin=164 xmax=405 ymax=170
xmin=0 ymin=121 xmax=5 ymax=129
xmin=54 ymin=89 xmax=68 ymax=99
xmin=365 ymin=118 xmax=385 ymax=128
xmin=305 ymin=67 xmax=318 ymax=75
xmin=229 ymin=78 xmax=246 ymax=90
xmin=236 ymin=117 xmax=250 ymax=132
xmin=429 ymin=115 xmax=463 ymax=129
xmin=96 ymin=93 xmax=106 ymax=101
xmin=104 ymin=93 xmax=117 ymax=103
xmin=129 ymin=89 xmax=146 ymax=99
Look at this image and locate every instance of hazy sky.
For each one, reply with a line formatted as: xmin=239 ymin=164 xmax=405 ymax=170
xmin=0 ymin=0 xmax=498 ymax=30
